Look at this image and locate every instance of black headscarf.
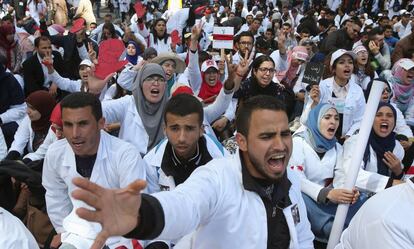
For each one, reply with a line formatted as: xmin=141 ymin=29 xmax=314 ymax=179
xmin=363 ymin=103 xmax=397 ymax=177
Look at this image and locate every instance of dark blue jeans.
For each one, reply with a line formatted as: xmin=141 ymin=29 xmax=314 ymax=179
xmin=302 ymin=192 xmax=367 ymax=242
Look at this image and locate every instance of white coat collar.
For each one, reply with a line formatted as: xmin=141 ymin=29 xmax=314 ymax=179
xmin=62 ymin=130 xmax=108 ymax=168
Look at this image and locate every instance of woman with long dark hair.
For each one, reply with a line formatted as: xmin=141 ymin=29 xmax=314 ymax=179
xmin=100 ymin=23 xmax=118 ymax=43
xmin=231 ymin=55 xmax=295 ymax=117
xmin=148 ymin=18 xmax=172 ymax=53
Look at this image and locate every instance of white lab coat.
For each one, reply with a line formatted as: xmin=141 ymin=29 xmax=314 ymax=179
xmin=23 ymin=127 xmax=57 ymax=161
xmin=166 ymin=8 xmax=190 ymax=36
xmin=101 ymin=95 xmax=149 ymax=155
xmin=0 ymin=207 xmax=39 ymax=249
xmin=151 ymin=151 xmax=315 ymax=248
xmin=0 ymin=102 xmax=26 ymax=125
xmin=201 ymin=16 xmax=215 ymax=35
xmin=303 ymin=77 xmax=366 ymax=137
xmin=148 ymin=34 xmax=173 ymax=54
xmin=49 ymin=71 xmax=107 ymax=101
xmin=145 ymin=134 xmax=229 ymax=194
xmin=42 ymin=131 xmax=146 ymax=248
xmin=9 ymin=115 xmax=35 ymax=155
xmin=391 ymin=102 xmax=413 ymax=138
xmin=289 ymin=136 xmax=343 ymax=201
xmin=335 ymin=179 xmax=414 ymax=249
xmin=335 ymin=134 xmax=404 ymax=193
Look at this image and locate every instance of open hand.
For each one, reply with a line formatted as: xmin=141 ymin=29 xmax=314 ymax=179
xmin=72 ymin=177 xmax=147 ymax=249
xmin=87 ymin=72 xmax=115 ymax=95
xmin=383 ymin=151 xmax=402 ymax=176
xmin=368 ymin=41 xmax=380 ymax=55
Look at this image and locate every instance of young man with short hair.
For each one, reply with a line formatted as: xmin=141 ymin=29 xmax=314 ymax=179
xmin=42 ymin=92 xmax=146 ymax=248
xmin=384 ymin=24 xmax=399 ymax=53
xmin=145 ymin=93 xmax=228 ymax=194
xmin=233 ymin=31 xmax=255 ymax=65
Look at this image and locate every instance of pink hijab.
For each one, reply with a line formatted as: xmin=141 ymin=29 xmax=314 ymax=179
xmin=276 ymin=46 xmax=309 ymax=88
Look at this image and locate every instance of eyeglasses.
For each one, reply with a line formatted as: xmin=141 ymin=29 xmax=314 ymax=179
xmin=239 ymin=41 xmax=253 ymax=46
xmin=257 ymin=67 xmax=276 ymax=73
xmin=144 ymin=77 xmax=166 ymax=85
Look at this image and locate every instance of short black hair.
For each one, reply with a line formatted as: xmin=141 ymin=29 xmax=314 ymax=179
xmin=282 ymin=22 xmax=292 ymax=28
xmin=1 ymin=15 xmax=13 ymax=22
xmin=350 ymin=16 xmax=363 ymax=28
xmin=236 ymin=95 xmax=286 ymax=136
xmin=164 ymin=94 xmax=204 ymax=126
xmin=34 ymin=36 xmax=50 ymax=48
xmin=60 ymin=92 xmax=102 ymax=121
xmin=236 ymin=31 xmax=254 ymax=43
xmin=300 ymin=28 xmax=311 ymax=34
xmin=368 ymin=26 xmax=384 ymax=40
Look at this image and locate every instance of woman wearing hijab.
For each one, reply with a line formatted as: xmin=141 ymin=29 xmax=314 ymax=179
xmin=0 ymin=20 xmax=23 ymax=73
xmin=289 ymin=103 xmax=361 ymax=242
xmin=197 ymin=59 xmax=223 ymax=104
xmin=125 ymin=41 xmax=142 ymax=65
xmin=22 ymin=103 xmax=64 ymax=163
xmin=365 ymin=79 xmax=413 ymax=139
xmin=5 ymin=90 xmax=56 ymax=160
xmin=338 ymin=103 xmax=405 ymax=195
xmin=102 ymin=63 xmax=167 ymax=155
xmin=388 ymin=58 xmax=414 ymax=126
xmin=276 ymin=45 xmax=309 ymax=89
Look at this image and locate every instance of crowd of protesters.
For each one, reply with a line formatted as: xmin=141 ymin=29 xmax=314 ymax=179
xmin=0 ymin=0 xmax=414 ymax=248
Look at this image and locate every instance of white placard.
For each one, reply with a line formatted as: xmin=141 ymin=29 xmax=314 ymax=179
xmin=213 ymin=26 xmax=234 ymax=49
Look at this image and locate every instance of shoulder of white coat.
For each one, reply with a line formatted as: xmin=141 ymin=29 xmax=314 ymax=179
xmin=202 ymin=155 xmax=238 ymax=176
xmin=349 ymin=80 xmax=364 ymax=95
xmin=44 ymin=138 xmax=69 ymax=165
xmin=319 ymin=77 xmax=332 ymax=87
xmin=101 ymin=131 xmax=140 ymax=157
xmin=143 ymin=138 xmax=168 ymax=167
xmin=287 ymin=169 xmax=302 ymax=191
xmin=292 ymin=135 xmax=306 ymax=144
xmin=204 ymin=134 xmax=227 ymax=157
xmin=46 ymin=138 xmax=69 ymax=154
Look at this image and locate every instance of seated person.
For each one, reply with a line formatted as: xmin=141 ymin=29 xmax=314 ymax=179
xmin=289 ymin=103 xmax=361 ymax=242
xmin=337 ymin=103 xmax=405 ymax=194
xmin=42 ymin=92 xmax=146 ymax=248
xmin=5 ymin=91 xmax=55 ymax=160
xmin=144 ymin=93 xmax=229 ymax=248
xmin=305 ymin=49 xmax=366 ymax=144
xmin=22 ymin=103 xmax=64 ymax=163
